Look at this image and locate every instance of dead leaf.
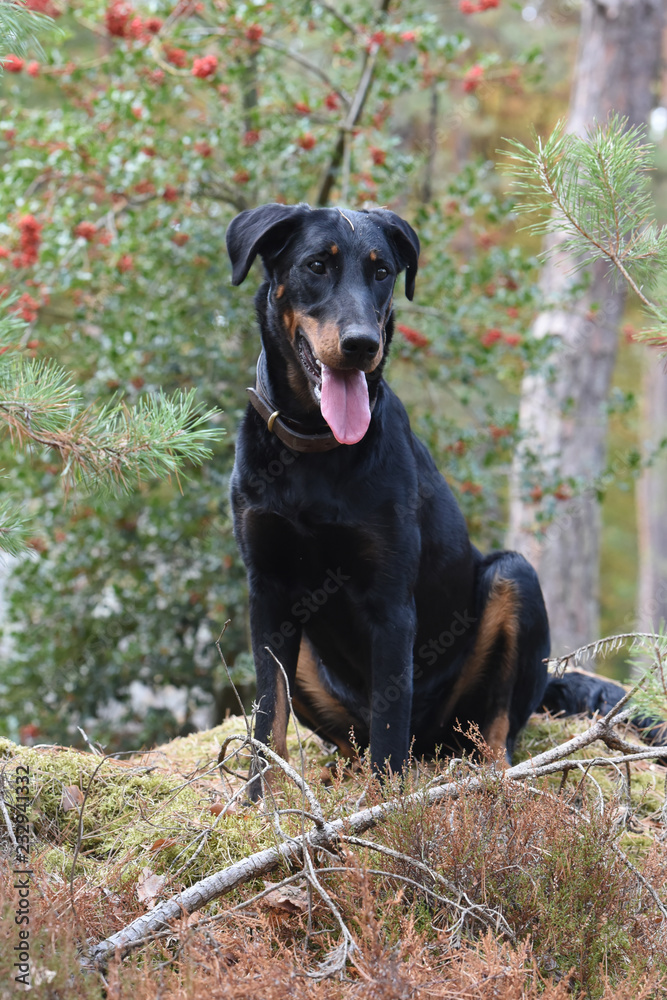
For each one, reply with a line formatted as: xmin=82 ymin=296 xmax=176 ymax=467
xmin=149 ymin=837 xmax=179 ymax=853
xmin=61 ymin=785 xmax=84 ymax=811
xmin=136 ymin=867 xmax=166 ymax=908
xmin=262 ymin=882 xmax=309 ymax=915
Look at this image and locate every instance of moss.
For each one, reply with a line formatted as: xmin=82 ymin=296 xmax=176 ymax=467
xmin=0 ymin=736 xmax=17 ymax=757
xmin=2 ymin=733 xmax=275 ymax=890
xmin=4 ymin=712 xmax=663 ymax=897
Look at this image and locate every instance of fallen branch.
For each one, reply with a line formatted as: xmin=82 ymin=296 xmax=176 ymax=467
xmin=88 ymin=704 xmax=667 ymax=969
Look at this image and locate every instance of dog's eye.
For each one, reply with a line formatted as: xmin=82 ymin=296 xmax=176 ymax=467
xmin=308 ymin=260 xmax=326 ymax=275
xmin=375 ymin=266 xmax=389 ymax=281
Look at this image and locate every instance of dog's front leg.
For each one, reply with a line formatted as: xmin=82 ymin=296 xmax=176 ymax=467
xmin=368 ymin=611 xmax=416 ymax=779
xmin=247 ymin=582 xmax=301 ymax=799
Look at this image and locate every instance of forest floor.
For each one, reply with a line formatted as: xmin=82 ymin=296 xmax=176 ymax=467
xmin=1 ymin=708 xmax=666 ymax=999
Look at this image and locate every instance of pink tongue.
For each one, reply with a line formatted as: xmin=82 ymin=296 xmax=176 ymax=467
xmin=320 ymin=365 xmax=371 ymax=445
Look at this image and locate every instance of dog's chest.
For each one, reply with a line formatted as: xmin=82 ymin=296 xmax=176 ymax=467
xmin=238 ymin=499 xmax=384 ymax=596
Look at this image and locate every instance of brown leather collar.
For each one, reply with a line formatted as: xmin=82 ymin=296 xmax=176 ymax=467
xmin=246 ymin=353 xmax=341 ymax=453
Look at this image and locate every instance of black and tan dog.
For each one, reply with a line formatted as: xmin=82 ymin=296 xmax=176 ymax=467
xmin=226 ymin=203 xmax=664 ymax=795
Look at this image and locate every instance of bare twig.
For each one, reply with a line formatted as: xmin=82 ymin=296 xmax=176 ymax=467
xmin=0 ymin=787 xmax=17 ymax=848
xmin=316 ymin=0 xmax=391 ymax=205
xmin=257 ymin=37 xmax=350 ymax=108
xmin=547 ymin=631 xmax=665 ymax=673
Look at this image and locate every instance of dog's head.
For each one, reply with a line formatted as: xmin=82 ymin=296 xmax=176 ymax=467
xmin=226 ymin=203 xmax=419 ymax=445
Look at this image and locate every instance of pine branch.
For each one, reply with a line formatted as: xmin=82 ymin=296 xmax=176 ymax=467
xmin=0 ymin=368 xmax=223 ymax=496
xmin=0 ymin=340 xmax=224 ymax=553
xmin=0 ymin=0 xmax=59 ymax=63
xmin=502 ymin=115 xmax=667 ymax=350
xmin=0 ymin=495 xmax=29 ymax=557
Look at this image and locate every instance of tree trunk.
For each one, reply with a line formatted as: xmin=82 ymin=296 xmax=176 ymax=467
xmin=507 ymin=0 xmax=663 ymax=658
xmin=635 ymin=352 xmax=667 ymax=633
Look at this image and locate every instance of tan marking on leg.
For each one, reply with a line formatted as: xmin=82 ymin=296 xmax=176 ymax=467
xmin=271 ymin=671 xmax=289 ymax=761
xmin=438 ymin=578 xmax=519 ymax=728
xmin=295 ymin=638 xmax=357 ymax=755
xmin=275 ymin=284 xmax=285 ymax=299
xmin=483 ymin=710 xmax=510 ymax=760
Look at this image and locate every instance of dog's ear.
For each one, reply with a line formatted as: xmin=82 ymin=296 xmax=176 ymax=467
xmin=367 ymin=210 xmax=420 ymax=301
xmin=226 ymin=203 xmax=310 ymax=285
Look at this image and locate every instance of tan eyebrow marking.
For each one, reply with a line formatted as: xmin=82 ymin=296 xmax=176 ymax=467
xmin=370 ymin=250 xmax=377 ymax=261
xmin=330 ymin=244 xmax=338 ymax=254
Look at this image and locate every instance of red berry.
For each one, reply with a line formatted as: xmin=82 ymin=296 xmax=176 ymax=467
xmin=298 ymin=132 xmax=316 ymax=150
xmin=4 ymin=55 xmax=24 ymax=73
xmin=245 ymin=24 xmax=263 ymax=42
xmin=192 ymin=54 xmax=217 ymax=78
xmin=105 ymin=1 xmax=134 ymax=38
xmin=463 ymin=64 xmax=484 ymax=93
xmin=165 ymin=46 xmax=188 ymax=68
xmin=25 ymin=0 xmax=60 ymax=14
xmin=73 ymin=221 xmax=97 ymax=241
xmin=396 ymin=324 xmax=428 ymax=349
xmin=553 ymin=484 xmax=572 ymax=501
xmin=480 ymin=328 xmax=503 ymax=347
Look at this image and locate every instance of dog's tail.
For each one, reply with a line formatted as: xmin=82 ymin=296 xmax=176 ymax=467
xmin=540 ymin=669 xmax=667 ymax=760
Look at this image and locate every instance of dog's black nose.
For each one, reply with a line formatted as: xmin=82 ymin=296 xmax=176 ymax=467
xmin=340 ymin=327 xmax=380 ymax=365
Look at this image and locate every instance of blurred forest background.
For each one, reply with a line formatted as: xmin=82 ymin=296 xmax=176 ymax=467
xmin=0 ymin=0 xmax=665 ymax=750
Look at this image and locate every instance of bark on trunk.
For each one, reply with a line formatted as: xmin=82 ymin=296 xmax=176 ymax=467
xmin=507 ymin=0 xmax=663 ymax=658
xmin=636 ymin=352 xmax=667 ymax=633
